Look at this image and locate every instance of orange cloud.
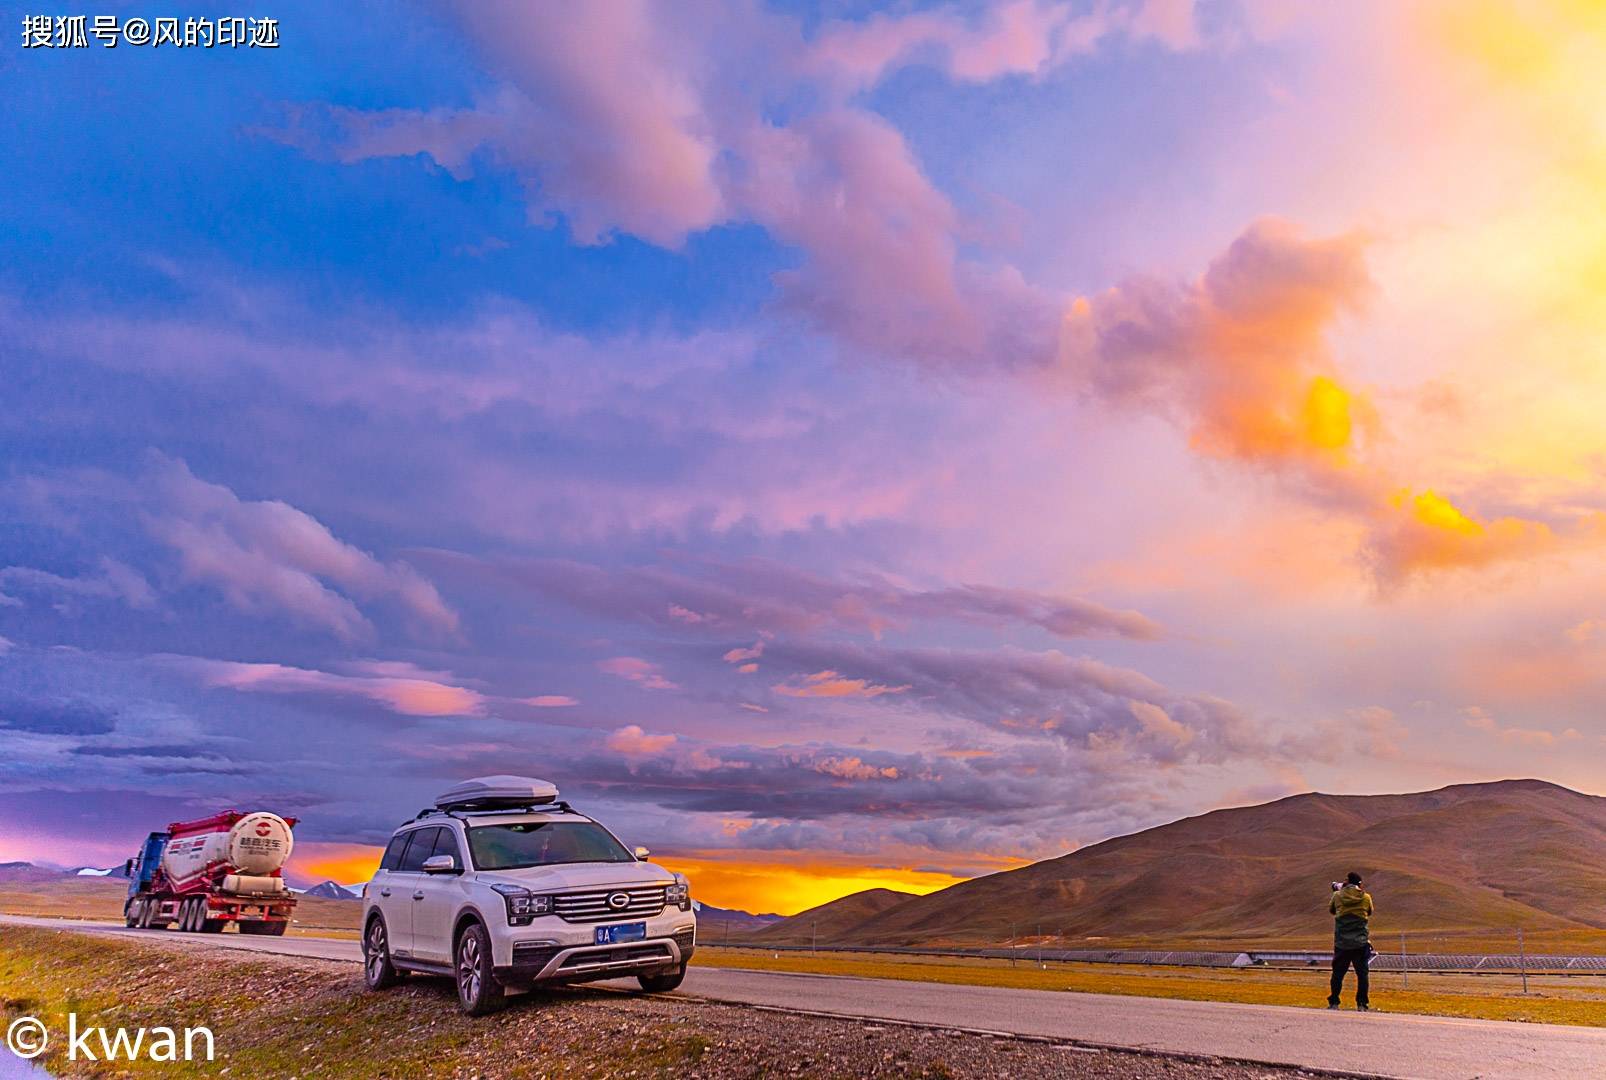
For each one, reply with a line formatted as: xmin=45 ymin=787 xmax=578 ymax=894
xmin=1365 ymin=489 xmax=1559 ymax=583
xmin=812 ymin=755 xmax=900 ymax=781
xmin=1065 ymin=218 xmax=1374 ymax=479
xmin=773 ymin=669 xmax=911 ymax=699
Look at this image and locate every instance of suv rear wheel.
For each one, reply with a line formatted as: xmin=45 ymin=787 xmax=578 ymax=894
xmin=637 ymin=963 xmax=687 ymax=993
xmin=363 ymin=916 xmax=404 ymax=990
xmin=455 ymin=922 xmax=505 ymax=1015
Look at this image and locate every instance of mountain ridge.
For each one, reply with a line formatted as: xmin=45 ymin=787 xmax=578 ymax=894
xmin=781 ymin=779 xmax=1606 ymax=947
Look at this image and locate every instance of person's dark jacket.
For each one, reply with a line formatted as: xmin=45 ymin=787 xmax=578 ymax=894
xmin=1329 ymin=883 xmax=1373 ymax=949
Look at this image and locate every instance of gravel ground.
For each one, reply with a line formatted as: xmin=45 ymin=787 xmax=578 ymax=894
xmin=459 ymin=986 xmax=1340 ymax=1079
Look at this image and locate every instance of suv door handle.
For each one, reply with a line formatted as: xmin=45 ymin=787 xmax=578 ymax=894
xmin=412 ymin=890 xmax=425 ymax=900
xmin=379 ymin=887 xmax=391 ymax=897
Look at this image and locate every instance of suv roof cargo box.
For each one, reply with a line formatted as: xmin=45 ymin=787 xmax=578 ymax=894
xmin=435 ymin=775 xmax=559 ymax=811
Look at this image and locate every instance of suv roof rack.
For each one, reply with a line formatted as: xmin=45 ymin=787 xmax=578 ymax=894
xmin=412 ymin=801 xmax=579 ymax=821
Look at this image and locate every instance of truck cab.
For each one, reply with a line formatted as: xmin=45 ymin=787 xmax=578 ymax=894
xmin=125 ymin=831 xmax=169 ymax=899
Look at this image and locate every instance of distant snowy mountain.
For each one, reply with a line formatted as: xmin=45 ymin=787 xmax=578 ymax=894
xmin=301 ymin=880 xmax=361 ymax=900
xmin=72 ymin=866 xmax=119 ymax=877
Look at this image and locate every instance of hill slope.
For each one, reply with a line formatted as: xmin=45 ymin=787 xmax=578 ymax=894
xmin=749 ymin=888 xmax=917 ymax=945
xmin=835 ymin=780 xmax=1606 ymax=948
xmin=0 ymin=862 xmax=69 ymax=883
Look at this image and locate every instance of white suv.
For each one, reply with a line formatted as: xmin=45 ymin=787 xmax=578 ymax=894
xmin=361 ymin=776 xmax=695 ymax=1014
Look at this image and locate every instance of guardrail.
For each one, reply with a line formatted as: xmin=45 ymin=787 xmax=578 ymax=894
xmin=705 ymin=941 xmax=1606 ymax=974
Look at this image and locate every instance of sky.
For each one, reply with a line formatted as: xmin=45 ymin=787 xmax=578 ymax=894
xmin=3 ymin=0 xmax=1605 ymax=916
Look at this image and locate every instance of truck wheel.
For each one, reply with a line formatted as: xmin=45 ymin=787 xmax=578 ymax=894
xmin=637 ymin=963 xmax=687 ymax=993
xmin=454 ymin=922 xmax=504 ymax=1015
xmin=363 ymin=917 xmax=404 ymax=990
xmin=137 ymin=898 xmax=156 ymax=929
xmin=176 ymin=898 xmax=193 ymax=932
xmin=124 ymin=900 xmax=139 ymax=928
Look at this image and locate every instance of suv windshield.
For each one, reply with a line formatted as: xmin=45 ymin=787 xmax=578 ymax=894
xmin=467 ymin=821 xmax=635 ymax=870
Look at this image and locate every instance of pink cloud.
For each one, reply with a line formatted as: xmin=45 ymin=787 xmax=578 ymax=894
xmin=521 ymin=694 xmax=579 ymax=708
xmin=668 ymin=603 xmax=713 ymax=624
xmin=597 ymin=655 xmax=679 ymax=691
xmin=435 ymin=2 xmax=728 ymax=247
xmin=606 ymin=723 xmax=678 ymax=755
xmin=1461 ymin=706 xmax=1580 ymax=748
xmin=722 ymin=641 xmax=764 ymax=662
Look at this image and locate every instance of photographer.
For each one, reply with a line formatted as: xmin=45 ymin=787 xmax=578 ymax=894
xmin=1327 ymin=871 xmax=1374 ymax=1011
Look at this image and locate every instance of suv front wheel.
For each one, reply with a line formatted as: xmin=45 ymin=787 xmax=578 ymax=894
xmin=455 ymin=922 xmax=505 ymax=1015
xmin=637 ymin=963 xmax=687 ymax=993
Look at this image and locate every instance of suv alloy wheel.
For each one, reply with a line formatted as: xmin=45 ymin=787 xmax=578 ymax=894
xmin=455 ymin=922 xmax=505 ymax=1015
xmin=363 ymin=916 xmax=404 ymax=990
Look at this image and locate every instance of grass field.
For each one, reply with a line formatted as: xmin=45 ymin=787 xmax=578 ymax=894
xmin=698 ymin=945 xmax=1606 ymax=1027
xmin=0 ymin=927 xmax=1279 ymax=1079
xmin=0 ymin=878 xmax=363 ymax=935
xmin=8 ymin=880 xmax=1605 ymax=1028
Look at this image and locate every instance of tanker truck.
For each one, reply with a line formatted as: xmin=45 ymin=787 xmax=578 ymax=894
xmin=122 ymin=810 xmax=298 ymax=935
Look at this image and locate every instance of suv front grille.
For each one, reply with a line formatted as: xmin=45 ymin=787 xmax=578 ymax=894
xmin=552 ymin=886 xmax=667 ymax=923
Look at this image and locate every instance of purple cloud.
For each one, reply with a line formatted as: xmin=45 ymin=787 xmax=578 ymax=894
xmin=8 ymin=453 xmax=459 ymax=643
xmin=424 ymin=552 xmax=1162 ymax=642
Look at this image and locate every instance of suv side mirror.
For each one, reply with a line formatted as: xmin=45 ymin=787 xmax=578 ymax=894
xmin=634 ymin=846 xmax=651 ymax=861
xmin=422 ymin=854 xmax=459 ymax=874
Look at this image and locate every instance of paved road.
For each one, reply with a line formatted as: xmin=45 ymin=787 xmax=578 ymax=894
xmin=6 ymin=915 xmax=1605 ymax=1079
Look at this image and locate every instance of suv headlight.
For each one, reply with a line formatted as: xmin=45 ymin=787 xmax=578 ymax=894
xmin=666 ymin=874 xmax=691 ymax=911
xmin=489 ymin=883 xmax=552 ymax=926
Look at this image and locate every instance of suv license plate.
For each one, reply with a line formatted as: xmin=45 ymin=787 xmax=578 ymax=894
xmin=595 ymin=922 xmax=647 ymax=945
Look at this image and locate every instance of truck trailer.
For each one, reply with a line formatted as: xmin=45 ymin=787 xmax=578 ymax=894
xmin=124 ymin=810 xmax=298 ymax=935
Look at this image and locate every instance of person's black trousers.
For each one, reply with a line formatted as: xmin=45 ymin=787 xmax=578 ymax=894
xmin=1329 ymin=946 xmax=1370 ymax=1006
